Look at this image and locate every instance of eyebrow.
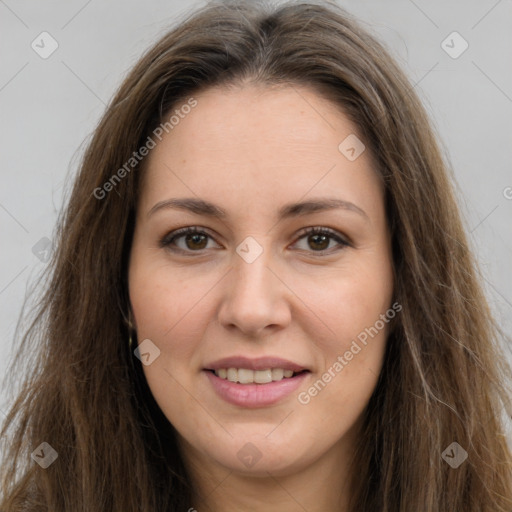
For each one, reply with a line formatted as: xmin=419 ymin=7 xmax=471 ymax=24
xmin=147 ymin=197 xmax=369 ymax=221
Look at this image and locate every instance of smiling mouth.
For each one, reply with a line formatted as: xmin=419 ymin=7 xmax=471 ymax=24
xmin=206 ymin=368 xmax=309 ymax=384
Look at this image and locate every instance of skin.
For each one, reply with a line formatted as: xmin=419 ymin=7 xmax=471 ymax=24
xmin=128 ymin=83 xmax=394 ymax=512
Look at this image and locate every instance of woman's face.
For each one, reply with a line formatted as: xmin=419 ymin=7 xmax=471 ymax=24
xmin=128 ymin=84 xmax=394 ymax=478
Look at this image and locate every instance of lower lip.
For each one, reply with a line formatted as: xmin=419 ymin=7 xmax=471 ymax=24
xmin=204 ymin=370 xmax=309 ymax=408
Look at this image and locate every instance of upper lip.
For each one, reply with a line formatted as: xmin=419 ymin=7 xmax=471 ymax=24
xmin=204 ymin=356 xmax=309 ymax=372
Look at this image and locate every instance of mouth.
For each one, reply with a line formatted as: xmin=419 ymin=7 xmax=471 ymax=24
xmin=203 ymin=356 xmax=311 ymax=408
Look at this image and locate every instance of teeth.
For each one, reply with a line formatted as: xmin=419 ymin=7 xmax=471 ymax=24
xmin=271 ymin=368 xmax=284 ymax=381
xmin=238 ymin=368 xmax=254 ymax=384
xmin=254 ymin=369 xmax=272 ymax=384
xmin=214 ymin=367 xmax=300 ymax=384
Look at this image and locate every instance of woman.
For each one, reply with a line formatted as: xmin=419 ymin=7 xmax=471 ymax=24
xmin=1 ymin=1 xmax=511 ymax=510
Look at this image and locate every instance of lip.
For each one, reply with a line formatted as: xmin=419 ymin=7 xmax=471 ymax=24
xmin=205 ymin=370 xmax=310 ymax=408
xmin=204 ymin=356 xmax=308 ymax=372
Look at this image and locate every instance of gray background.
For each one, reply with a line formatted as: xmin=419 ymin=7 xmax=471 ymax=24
xmin=1 ymin=0 xmax=511 ymax=426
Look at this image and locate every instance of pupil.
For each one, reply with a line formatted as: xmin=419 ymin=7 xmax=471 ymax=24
xmin=310 ymin=234 xmax=328 ymax=250
xmin=187 ymin=233 xmax=207 ymax=250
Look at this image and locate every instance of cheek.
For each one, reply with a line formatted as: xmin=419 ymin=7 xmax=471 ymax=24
xmin=130 ymin=249 xmax=195 ymax=335
xmin=292 ymin=259 xmax=393 ymax=346
xmin=128 ymin=258 xmax=209 ymax=420
xmin=128 ymin=254 xmax=220 ymax=372
xmin=286 ymin=289 xmax=390 ymax=464
xmin=291 ymin=255 xmax=393 ymax=406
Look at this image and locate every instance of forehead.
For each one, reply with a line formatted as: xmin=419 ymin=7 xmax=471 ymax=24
xmin=139 ymin=83 xmax=382 ymax=220
xmin=158 ymin=83 xmax=358 ymax=155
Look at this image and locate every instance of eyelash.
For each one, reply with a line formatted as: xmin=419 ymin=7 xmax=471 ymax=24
xmin=159 ymin=226 xmax=350 ymax=256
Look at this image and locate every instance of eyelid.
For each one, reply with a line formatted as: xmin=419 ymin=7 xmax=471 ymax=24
xmin=159 ymin=225 xmax=351 ymax=255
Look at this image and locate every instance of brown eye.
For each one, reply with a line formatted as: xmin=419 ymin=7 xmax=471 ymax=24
xmin=293 ymin=227 xmax=349 ymax=254
xmin=184 ymin=232 xmax=208 ymax=250
xmin=307 ymin=233 xmax=330 ymax=251
xmin=161 ymin=226 xmax=349 ymax=256
xmin=160 ymin=227 xmax=219 ymax=253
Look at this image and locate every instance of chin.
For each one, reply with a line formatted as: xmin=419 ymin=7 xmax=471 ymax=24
xmin=200 ymin=435 xmax=317 ymax=477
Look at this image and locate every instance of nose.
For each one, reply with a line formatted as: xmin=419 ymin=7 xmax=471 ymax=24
xmin=217 ymin=244 xmax=292 ymax=338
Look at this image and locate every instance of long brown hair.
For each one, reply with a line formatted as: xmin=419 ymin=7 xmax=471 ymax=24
xmin=2 ymin=1 xmax=511 ymax=510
